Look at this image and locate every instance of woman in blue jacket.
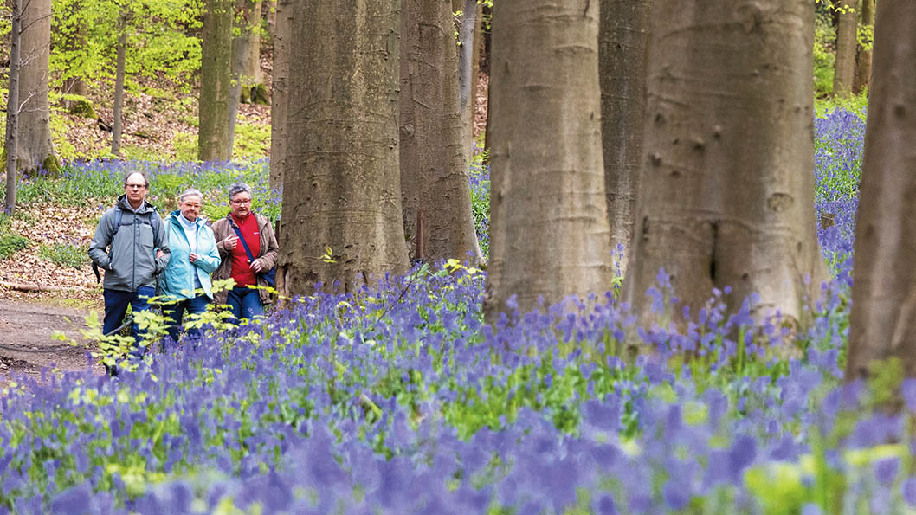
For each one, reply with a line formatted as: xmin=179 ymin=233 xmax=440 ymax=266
xmin=159 ymin=189 xmax=221 ymax=348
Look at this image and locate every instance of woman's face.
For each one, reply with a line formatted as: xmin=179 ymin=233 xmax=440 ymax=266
xmin=179 ymin=195 xmax=202 ymax=222
xmin=230 ymin=192 xmax=252 ymax=218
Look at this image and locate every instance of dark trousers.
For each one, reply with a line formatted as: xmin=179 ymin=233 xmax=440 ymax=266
xmin=161 ymin=294 xmax=211 ymax=350
xmin=226 ymin=286 xmax=264 ymax=324
xmin=103 ymin=286 xmax=155 ymax=365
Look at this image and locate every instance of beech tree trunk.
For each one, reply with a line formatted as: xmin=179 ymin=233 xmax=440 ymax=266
xmin=484 ymin=0 xmax=613 ymax=318
xmin=833 ymin=0 xmax=858 ymax=97
xmin=278 ymin=0 xmax=408 ymax=295
xmin=111 ymin=11 xmax=128 ymax=156
xmin=457 ymin=0 xmax=480 ymax=158
xmin=847 ymin=2 xmax=916 ymax=380
xmin=599 ymin=0 xmax=650 ymax=274
xmin=16 ymin=0 xmax=56 ymax=175
xmin=198 ymin=0 xmax=234 ymax=161
xmin=4 ymin=0 xmax=21 ymax=215
xmin=623 ymin=0 xmax=827 ymax=326
xmin=268 ymin=0 xmax=292 ymax=188
xmin=853 ymin=0 xmax=874 ymax=94
xmin=400 ymin=0 xmax=482 ymax=265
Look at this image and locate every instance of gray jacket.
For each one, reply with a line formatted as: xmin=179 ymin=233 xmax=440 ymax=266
xmin=88 ymin=195 xmax=171 ymax=292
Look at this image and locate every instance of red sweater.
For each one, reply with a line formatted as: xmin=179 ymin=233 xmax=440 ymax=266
xmin=229 ymin=214 xmax=261 ymax=287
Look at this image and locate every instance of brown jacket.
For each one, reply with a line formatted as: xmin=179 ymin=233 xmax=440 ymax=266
xmin=211 ymin=213 xmax=279 ymax=306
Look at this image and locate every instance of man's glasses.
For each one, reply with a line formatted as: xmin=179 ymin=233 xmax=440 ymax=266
xmin=231 ymin=199 xmax=252 ymax=205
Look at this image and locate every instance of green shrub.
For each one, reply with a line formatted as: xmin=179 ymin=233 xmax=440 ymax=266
xmin=233 ymin=123 xmax=270 ymax=158
xmin=172 ymin=131 xmax=198 ymax=161
xmin=39 ymin=243 xmax=89 ymax=268
xmin=0 ymin=234 xmax=31 ymax=260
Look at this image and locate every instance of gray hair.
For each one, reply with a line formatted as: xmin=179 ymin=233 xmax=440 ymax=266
xmin=178 ymin=188 xmax=203 ymax=203
xmin=124 ymin=171 xmax=149 ymax=188
xmin=228 ymin=183 xmax=252 ymax=200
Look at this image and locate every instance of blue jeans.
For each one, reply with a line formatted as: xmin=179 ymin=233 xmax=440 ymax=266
xmin=162 ymin=294 xmax=211 ymax=350
xmin=227 ymin=286 xmax=264 ymax=324
xmin=103 ymin=286 xmax=155 ymax=364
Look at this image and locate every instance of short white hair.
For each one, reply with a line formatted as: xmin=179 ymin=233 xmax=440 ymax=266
xmin=178 ymin=188 xmax=203 ymax=203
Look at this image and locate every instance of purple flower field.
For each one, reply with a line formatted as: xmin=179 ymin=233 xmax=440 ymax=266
xmin=3 ymin=109 xmax=915 ymax=514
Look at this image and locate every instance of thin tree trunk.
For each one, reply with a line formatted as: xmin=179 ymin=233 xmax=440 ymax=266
xmin=457 ymin=0 xmax=479 ymax=158
xmin=624 ymin=0 xmax=827 ymax=327
xmin=853 ymin=0 xmax=874 ymax=94
xmin=198 ymin=0 xmax=234 ymax=162
xmin=484 ymin=0 xmax=613 ymax=318
xmin=279 ymin=0 xmax=408 ymax=295
xmin=833 ymin=0 xmax=858 ymax=97
xmin=4 ymin=0 xmax=21 ymax=215
xmin=400 ymin=0 xmax=482 ymax=265
xmin=17 ymin=0 xmax=56 ymax=175
xmin=111 ymin=11 xmax=128 ymax=156
xmin=246 ymin=0 xmax=263 ymax=88
xmin=599 ymin=0 xmax=650 ymax=275
xmin=847 ymin=2 xmax=916 ymax=380
xmin=266 ymin=0 xmax=276 ymax=41
xmin=268 ymin=0 xmax=291 ymax=188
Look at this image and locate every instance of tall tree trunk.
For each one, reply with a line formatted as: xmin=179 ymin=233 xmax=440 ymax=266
xmin=457 ymin=0 xmax=480 ymax=158
xmin=198 ymin=0 xmax=234 ymax=162
xmin=847 ymin=2 xmax=916 ymax=380
xmin=278 ymin=0 xmax=408 ymax=295
xmin=268 ymin=0 xmax=291 ymax=188
xmin=833 ymin=0 xmax=858 ymax=97
xmin=484 ymin=0 xmax=613 ymax=318
xmin=266 ymin=0 xmax=276 ymax=41
xmin=60 ymin=0 xmax=87 ymax=110
xmin=853 ymin=0 xmax=874 ymax=94
xmin=4 ymin=0 xmax=21 ymax=215
xmin=246 ymin=0 xmax=263 ymax=88
xmin=599 ymin=0 xmax=650 ymax=275
xmin=111 ymin=11 xmax=128 ymax=156
xmin=16 ymin=0 xmax=56 ymax=175
xmin=232 ymin=0 xmax=264 ymax=106
xmin=400 ymin=0 xmax=482 ymax=265
xmin=623 ymin=0 xmax=827 ymax=326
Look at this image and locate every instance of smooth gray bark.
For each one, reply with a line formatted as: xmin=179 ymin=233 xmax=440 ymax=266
xmin=400 ymin=0 xmax=482 ymax=265
xmin=847 ymin=2 xmax=916 ymax=380
xmin=278 ymin=0 xmax=409 ymax=295
xmin=624 ymin=0 xmax=827 ymax=326
xmin=484 ymin=0 xmax=614 ymax=319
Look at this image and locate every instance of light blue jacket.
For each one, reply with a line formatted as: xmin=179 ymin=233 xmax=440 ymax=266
xmin=159 ymin=210 xmax=220 ymax=300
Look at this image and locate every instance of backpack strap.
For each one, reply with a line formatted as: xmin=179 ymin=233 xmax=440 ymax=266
xmin=112 ymin=206 xmax=160 ymax=243
xmin=228 ymin=215 xmax=257 ymax=264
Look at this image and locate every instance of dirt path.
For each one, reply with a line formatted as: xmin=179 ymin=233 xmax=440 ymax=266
xmin=0 ymin=299 xmax=103 ymax=385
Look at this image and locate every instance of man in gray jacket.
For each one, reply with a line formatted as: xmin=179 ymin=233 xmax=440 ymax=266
xmin=89 ymin=171 xmax=170 ymax=369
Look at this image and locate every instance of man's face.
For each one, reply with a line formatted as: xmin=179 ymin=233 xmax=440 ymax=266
xmin=124 ymin=174 xmax=147 ymax=205
xmin=230 ymin=192 xmax=252 ymax=218
xmin=180 ymin=195 xmax=202 ymax=222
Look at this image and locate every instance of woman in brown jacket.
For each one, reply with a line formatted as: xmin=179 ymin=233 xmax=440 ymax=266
xmin=211 ymin=183 xmax=279 ymax=322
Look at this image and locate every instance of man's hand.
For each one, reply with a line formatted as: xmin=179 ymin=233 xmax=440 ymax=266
xmin=250 ymin=260 xmax=263 ymax=273
xmin=189 ymin=253 xmax=198 ymax=263
xmin=223 ymin=236 xmax=239 ymax=250
xmin=156 ymin=249 xmax=165 ymax=259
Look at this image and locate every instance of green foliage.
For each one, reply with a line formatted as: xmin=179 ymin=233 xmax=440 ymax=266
xmin=813 ymin=11 xmax=836 ymax=98
xmin=233 ymin=123 xmax=271 ymax=159
xmin=39 ymin=242 xmax=89 ymax=268
xmin=171 ymin=132 xmax=198 ymax=161
xmin=814 ymin=91 xmax=868 ymax=118
xmin=50 ymin=0 xmax=203 ymax=97
xmin=0 ymin=233 xmax=31 ymax=260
